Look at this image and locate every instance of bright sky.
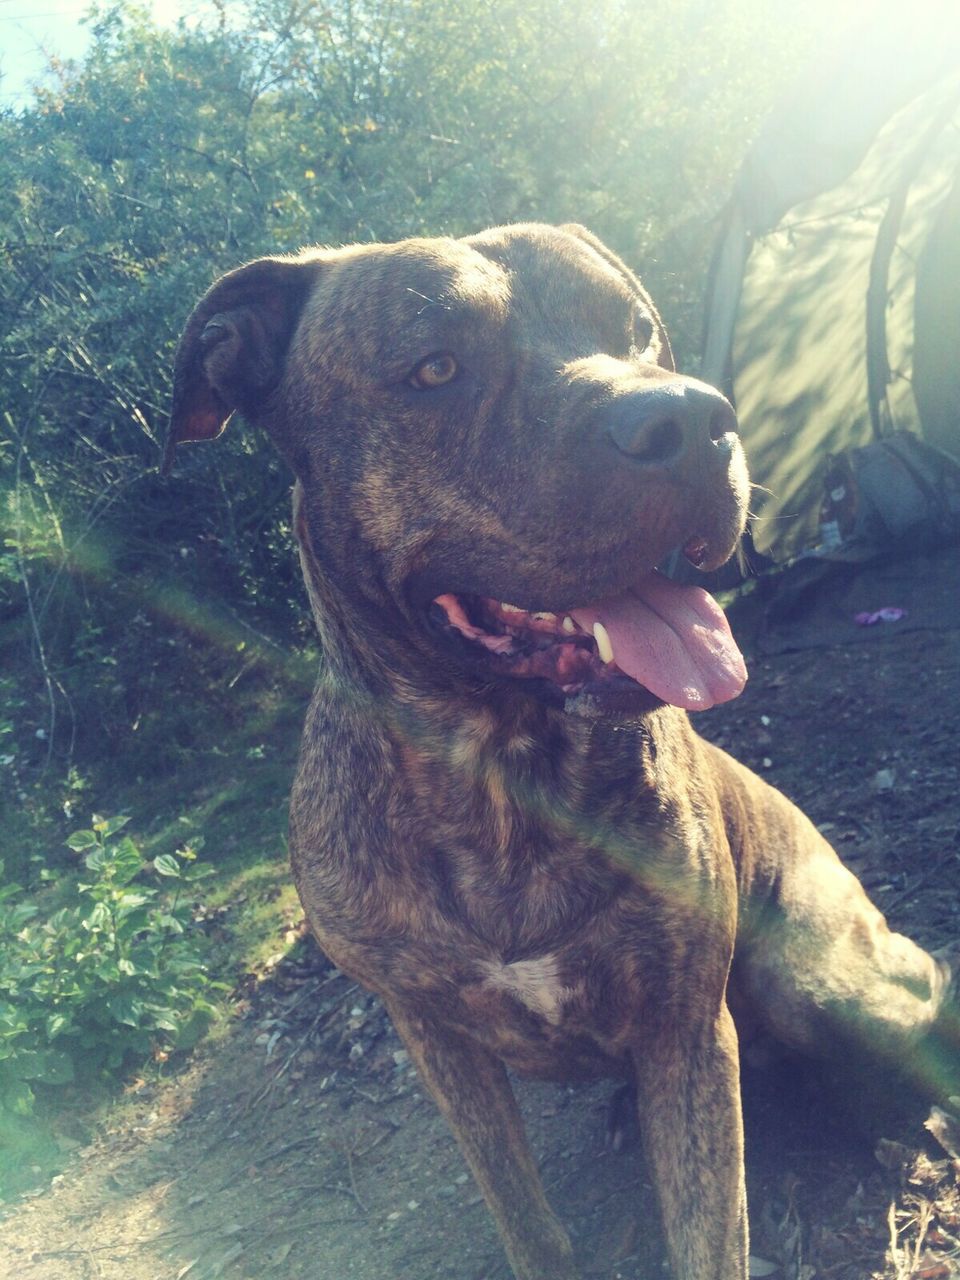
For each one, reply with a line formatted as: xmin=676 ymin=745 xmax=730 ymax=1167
xmin=3 ymin=0 xmax=953 ymax=113
xmin=0 ymin=0 xmax=211 ymax=107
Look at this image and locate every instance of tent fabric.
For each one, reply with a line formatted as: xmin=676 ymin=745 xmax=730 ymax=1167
xmin=700 ymin=0 xmax=960 ymax=561
xmin=913 ymin=166 xmax=960 ymax=450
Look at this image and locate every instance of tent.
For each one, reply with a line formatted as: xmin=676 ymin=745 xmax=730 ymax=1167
xmin=700 ymin=0 xmax=960 ymax=563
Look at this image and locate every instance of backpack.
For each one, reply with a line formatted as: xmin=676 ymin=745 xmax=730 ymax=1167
xmin=816 ymin=431 xmax=960 ymax=557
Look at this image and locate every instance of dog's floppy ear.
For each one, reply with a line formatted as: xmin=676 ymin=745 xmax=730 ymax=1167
xmin=559 ymin=223 xmax=676 ymax=373
xmin=162 ymin=254 xmax=319 ymax=474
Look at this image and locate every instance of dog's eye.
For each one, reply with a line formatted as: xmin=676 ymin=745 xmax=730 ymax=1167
xmin=409 ymin=353 xmax=459 ymax=389
xmin=632 ymin=312 xmax=655 ymax=353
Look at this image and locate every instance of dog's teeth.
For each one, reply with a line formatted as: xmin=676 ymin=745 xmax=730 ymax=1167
xmin=500 ymin=602 xmax=524 ymax=614
xmin=532 ymin=611 xmax=558 ymax=623
xmin=562 ymin=616 xmax=576 ymax=634
xmin=593 ymin=621 xmax=614 ymax=665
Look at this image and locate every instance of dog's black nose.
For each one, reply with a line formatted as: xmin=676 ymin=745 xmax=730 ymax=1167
xmin=605 ymin=380 xmax=737 ymax=465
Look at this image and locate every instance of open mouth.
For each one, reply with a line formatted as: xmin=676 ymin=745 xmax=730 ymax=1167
xmin=430 ymin=571 xmax=748 ymax=711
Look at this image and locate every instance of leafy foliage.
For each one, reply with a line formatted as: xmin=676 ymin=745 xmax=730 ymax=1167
xmin=0 ymin=816 xmax=220 ymax=1118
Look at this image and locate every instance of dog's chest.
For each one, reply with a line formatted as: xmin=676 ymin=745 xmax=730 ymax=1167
xmin=297 ymin=701 xmax=718 ymax=1074
xmin=459 ymin=956 xmax=619 ymax=1078
xmin=477 ymin=953 xmax=580 ymax=1024
xmin=399 ymin=838 xmax=669 ymax=1077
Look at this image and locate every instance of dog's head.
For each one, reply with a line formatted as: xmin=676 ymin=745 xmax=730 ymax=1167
xmin=167 ymin=223 xmax=749 ymax=715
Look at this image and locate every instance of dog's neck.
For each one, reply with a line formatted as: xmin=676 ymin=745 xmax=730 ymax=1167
xmin=313 ymin=619 xmax=671 ymax=821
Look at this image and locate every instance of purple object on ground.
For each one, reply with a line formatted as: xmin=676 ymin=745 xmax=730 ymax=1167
xmin=854 ymin=607 xmax=907 ymax=626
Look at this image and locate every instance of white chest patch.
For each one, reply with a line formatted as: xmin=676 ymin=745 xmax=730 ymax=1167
xmin=479 ymin=954 xmax=581 ymax=1026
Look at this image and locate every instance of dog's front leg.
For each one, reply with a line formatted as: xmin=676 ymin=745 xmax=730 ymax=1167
xmin=387 ymin=1002 xmax=579 ymax=1280
xmin=633 ymin=1002 xmax=748 ymax=1280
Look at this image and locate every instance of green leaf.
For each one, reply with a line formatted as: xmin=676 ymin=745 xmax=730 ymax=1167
xmin=99 ymin=816 xmax=132 ymax=839
xmin=0 ymin=1076 xmax=35 ymax=1116
xmin=84 ymin=848 xmax=106 ymax=874
xmin=107 ymin=995 xmax=143 ymax=1027
xmin=110 ymin=836 xmax=143 ymax=885
xmin=66 ymin=829 xmax=99 ymax=853
xmin=86 ymin=901 xmax=112 ymax=931
xmin=5 ymin=901 xmax=38 ymax=926
xmin=114 ymin=891 xmax=150 ymax=916
xmin=153 ymin=854 xmax=181 ymax=878
xmin=116 ymin=908 xmax=150 ymax=937
xmin=183 ymin=863 xmax=216 ymax=882
xmin=141 ymin=1003 xmax=180 ymax=1032
xmin=46 ymin=1013 xmax=70 ymax=1039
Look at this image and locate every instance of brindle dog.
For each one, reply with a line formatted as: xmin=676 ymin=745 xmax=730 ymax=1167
xmin=165 ymin=223 xmax=958 ymax=1280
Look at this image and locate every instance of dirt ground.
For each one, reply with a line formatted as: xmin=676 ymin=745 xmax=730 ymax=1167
xmin=1 ymin=547 xmax=958 ymax=1280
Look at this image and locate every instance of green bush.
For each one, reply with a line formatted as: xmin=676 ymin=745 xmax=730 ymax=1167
xmin=0 ymin=816 xmax=222 ymax=1117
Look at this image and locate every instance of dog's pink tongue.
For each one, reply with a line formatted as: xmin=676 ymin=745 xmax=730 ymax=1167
xmin=571 ymin=573 xmax=747 ymax=710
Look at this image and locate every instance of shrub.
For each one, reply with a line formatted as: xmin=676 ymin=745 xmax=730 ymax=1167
xmin=0 ymin=816 xmax=221 ymax=1117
